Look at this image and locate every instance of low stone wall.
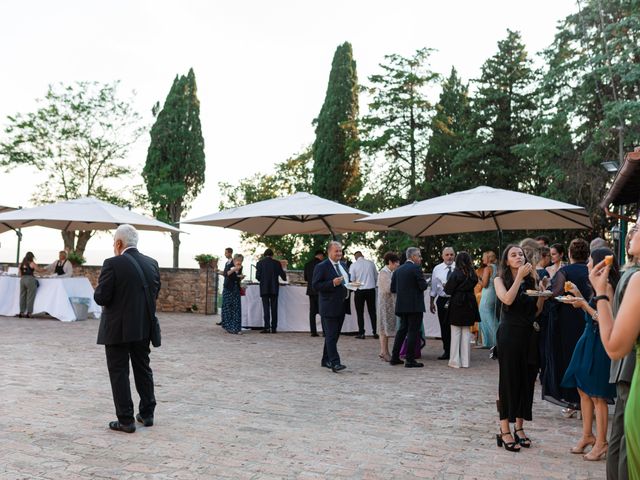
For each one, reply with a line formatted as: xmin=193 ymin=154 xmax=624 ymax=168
xmin=1 ymin=262 xmax=218 ymax=314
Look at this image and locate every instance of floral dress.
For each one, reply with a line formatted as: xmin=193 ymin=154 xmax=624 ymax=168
xmin=376 ymin=266 xmax=396 ymax=336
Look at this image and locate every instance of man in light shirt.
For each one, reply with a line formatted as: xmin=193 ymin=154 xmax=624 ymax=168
xmin=46 ymin=251 xmax=73 ymax=277
xmin=430 ymin=246 xmax=455 ymax=360
xmin=349 ymin=251 xmax=379 ymax=339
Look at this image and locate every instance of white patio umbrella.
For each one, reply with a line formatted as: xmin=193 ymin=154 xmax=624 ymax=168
xmin=357 ymin=186 xmax=591 ymax=238
xmin=0 ymin=197 xmax=180 ymax=233
xmin=183 ymin=192 xmax=387 ymax=236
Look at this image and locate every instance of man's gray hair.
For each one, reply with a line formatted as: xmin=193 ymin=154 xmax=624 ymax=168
xmin=590 ymin=237 xmax=608 ymax=252
xmin=442 ymin=246 xmax=454 ymax=254
xmin=114 ymin=224 xmax=139 ymax=248
xmin=406 ymin=247 xmax=421 ymax=259
xmin=327 ymin=240 xmax=342 ymax=252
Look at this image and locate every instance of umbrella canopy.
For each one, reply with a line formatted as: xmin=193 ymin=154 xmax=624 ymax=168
xmin=183 ymin=192 xmax=387 ymax=236
xmin=357 ymin=186 xmax=592 ymax=236
xmin=0 ymin=197 xmax=180 ymax=233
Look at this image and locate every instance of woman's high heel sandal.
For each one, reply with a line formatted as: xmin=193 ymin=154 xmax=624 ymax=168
xmin=496 ymin=431 xmax=520 ymax=452
xmin=570 ymin=437 xmax=595 ymax=454
xmin=514 ymin=428 xmax=531 ymax=448
xmin=583 ymin=443 xmax=608 ymax=461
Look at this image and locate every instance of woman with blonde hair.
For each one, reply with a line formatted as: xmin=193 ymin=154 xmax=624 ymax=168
xmin=478 ymin=251 xmax=498 ymax=348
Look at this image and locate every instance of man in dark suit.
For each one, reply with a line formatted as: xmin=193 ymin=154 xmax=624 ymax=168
xmin=304 ymin=249 xmax=325 ymax=337
xmin=312 ymin=241 xmax=350 ymax=373
xmin=255 ymin=248 xmax=287 ymax=333
xmin=95 ymin=224 xmax=161 ymax=433
xmin=390 ymin=247 xmax=428 ymax=368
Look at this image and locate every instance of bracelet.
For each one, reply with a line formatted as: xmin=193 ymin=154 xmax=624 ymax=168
xmin=592 ymin=310 xmax=599 ymax=321
xmin=593 ymin=295 xmax=610 ymax=304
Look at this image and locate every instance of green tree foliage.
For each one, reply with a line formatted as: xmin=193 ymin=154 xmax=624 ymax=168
xmin=361 ymin=48 xmax=439 ymax=205
xmin=312 ymin=42 xmax=361 ymax=206
xmin=143 ymin=68 xmax=206 ymax=267
xmin=0 ymin=81 xmax=144 ymax=255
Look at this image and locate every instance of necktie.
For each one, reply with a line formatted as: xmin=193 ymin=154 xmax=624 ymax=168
xmin=446 ymin=266 xmax=452 ymax=281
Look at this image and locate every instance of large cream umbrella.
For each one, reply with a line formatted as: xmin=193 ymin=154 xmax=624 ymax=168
xmin=358 ymin=186 xmax=591 ymax=245
xmin=183 ymin=192 xmax=387 ymax=237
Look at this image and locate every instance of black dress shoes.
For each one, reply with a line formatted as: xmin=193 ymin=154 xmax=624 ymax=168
xmin=311 ymin=333 xmax=319 ymax=337
xmin=405 ymin=361 xmax=424 ymax=368
xmin=321 ymin=361 xmax=332 ymax=368
xmin=437 ymin=354 xmax=450 ymax=360
xmin=109 ymin=421 xmax=136 ymax=433
xmin=355 ymin=334 xmax=365 ymax=339
xmin=372 ymin=334 xmax=379 ymax=339
xmin=270 ymin=329 xmax=277 ymax=334
xmin=389 ymin=358 xmax=404 ymax=365
xmin=332 ymin=364 xmax=346 ymax=372
xmin=215 ymin=321 xmax=222 ymax=325
xmin=260 ymin=329 xmax=270 ymax=333
xmin=136 ymin=413 xmax=154 ymax=427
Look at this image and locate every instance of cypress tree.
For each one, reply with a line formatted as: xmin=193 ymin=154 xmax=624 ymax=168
xmin=143 ymin=68 xmax=206 ymax=267
xmin=312 ymin=42 xmax=361 ymax=205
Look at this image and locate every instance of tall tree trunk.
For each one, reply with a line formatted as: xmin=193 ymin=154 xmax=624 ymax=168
xmin=171 ymin=231 xmax=180 ymax=268
xmin=61 ymin=231 xmax=75 ymax=252
xmin=74 ymin=231 xmax=93 ymax=257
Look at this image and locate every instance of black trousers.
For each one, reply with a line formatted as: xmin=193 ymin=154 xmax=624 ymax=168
xmin=321 ymin=315 xmax=345 ymax=366
xmin=436 ymin=296 xmax=451 ymax=355
xmin=308 ymin=295 xmax=323 ymax=334
xmin=354 ymin=288 xmax=377 ymax=335
xmin=261 ymin=294 xmax=278 ymax=331
xmin=391 ymin=312 xmax=422 ymax=362
xmin=105 ymin=340 xmax=156 ymax=425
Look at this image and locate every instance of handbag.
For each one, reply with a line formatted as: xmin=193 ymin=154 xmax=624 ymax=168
xmin=123 ymin=254 xmax=162 ymax=348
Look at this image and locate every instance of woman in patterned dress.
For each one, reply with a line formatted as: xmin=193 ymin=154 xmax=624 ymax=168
xmin=221 ymin=254 xmax=244 ymax=334
xmin=377 ymin=252 xmax=400 ymax=361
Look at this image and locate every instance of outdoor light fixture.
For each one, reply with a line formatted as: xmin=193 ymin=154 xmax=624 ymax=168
xmin=610 ymin=224 xmax=621 ymax=241
xmin=601 ymin=161 xmax=620 ymax=173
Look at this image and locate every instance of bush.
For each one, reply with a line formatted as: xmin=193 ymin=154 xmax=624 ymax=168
xmin=67 ymin=250 xmax=86 ymax=266
xmin=194 ymin=253 xmax=218 ymax=265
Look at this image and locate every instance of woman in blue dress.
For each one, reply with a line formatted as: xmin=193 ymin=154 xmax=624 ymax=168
xmin=221 ymin=253 xmax=244 ymax=334
xmin=478 ymin=251 xmax=498 ymax=348
xmin=561 ymin=248 xmax=619 ymax=461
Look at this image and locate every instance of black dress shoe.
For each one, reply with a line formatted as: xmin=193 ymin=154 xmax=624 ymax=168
xmin=136 ymin=413 xmax=154 ymax=427
xmin=355 ymin=334 xmax=365 ymax=339
xmin=321 ymin=361 xmax=332 ymax=368
xmin=405 ymin=361 xmax=424 ymax=368
xmin=215 ymin=321 xmax=222 ymax=325
xmin=109 ymin=421 xmax=135 ymax=433
xmin=331 ymin=364 xmax=346 ymax=372
xmin=389 ymin=358 xmax=404 ymax=365
xmin=311 ymin=333 xmax=319 ymax=337
xmin=270 ymin=330 xmax=277 ymax=334
xmin=372 ymin=334 xmax=379 ymax=339
xmin=260 ymin=329 xmax=270 ymax=333
xmin=437 ymin=354 xmax=450 ymax=360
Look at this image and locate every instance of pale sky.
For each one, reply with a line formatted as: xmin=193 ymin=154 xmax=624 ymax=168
xmin=0 ymin=0 xmax=577 ymax=268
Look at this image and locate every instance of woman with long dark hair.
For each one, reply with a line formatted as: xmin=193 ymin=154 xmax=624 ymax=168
xmin=18 ymin=251 xmax=41 ymax=318
xmin=561 ymin=248 xmax=619 ymax=461
xmin=444 ymin=251 xmax=480 ymax=368
xmin=221 ymin=254 xmax=244 ymax=334
xmin=547 ymin=243 xmax=567 ymax=279
xmin=494 ymin=245 xmax=546 ymax=452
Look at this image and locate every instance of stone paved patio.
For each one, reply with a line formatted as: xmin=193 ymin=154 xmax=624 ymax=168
xmin=0 ymin=313 xmax=606 ymax=479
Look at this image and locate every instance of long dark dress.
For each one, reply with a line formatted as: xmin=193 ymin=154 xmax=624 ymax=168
xmin=561 ymin=301 xmax=616 ymax=403
xmin=537 ymin=268 xmax=551 ymax=378
xmin=497 ymin=283 xmax=538 ymax=422
xmin=221 ymin=269 xmax=242 ymax=334
xmin=542 ymin=262 xmax=590 ymax=408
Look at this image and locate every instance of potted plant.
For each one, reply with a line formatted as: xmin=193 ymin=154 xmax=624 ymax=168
xmin=194 ymin=253 xmax=218 ymax=269
xmin=67 ymin=250 xmax=86 ymax=266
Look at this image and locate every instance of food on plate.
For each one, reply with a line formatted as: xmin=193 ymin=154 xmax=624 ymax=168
xmin=564 ymin=281 xmax=576 ymax=292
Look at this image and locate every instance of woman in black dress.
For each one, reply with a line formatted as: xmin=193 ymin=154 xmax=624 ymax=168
xmin=494 ymin=245 xmax=546 ymax=452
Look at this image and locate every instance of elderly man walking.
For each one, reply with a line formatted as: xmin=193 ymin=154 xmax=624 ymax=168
xmin=390 ymin=247 xmax=428 ymax=368
xmin=430 ymin=246 xmax=456 ymax=360
xmin=95 ymin=224 xmax=161 ymax=433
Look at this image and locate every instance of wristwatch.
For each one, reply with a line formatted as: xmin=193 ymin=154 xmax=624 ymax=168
xmin=592 ymin=295 xmax=610 ymax=304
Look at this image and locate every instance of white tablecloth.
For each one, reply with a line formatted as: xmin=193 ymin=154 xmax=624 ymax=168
xmin=0 ymin=276 xmax=101 ymax=322
xmin=241 ymin=284 xmax=441 ymax=336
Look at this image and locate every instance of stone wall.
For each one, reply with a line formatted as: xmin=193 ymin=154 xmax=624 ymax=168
xmin=1 ymin=262 xmax=219 ymax=314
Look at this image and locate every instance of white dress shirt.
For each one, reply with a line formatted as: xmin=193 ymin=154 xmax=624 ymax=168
xmin=332 ymin=261 xmax=350 ymax=285
xmin=46 ymin=259 xmax=73 ymax=277
xmin=349 ymin=257 xmax=378 ymax=290
xmin=430 ymin=262 xmax=455 ymax=298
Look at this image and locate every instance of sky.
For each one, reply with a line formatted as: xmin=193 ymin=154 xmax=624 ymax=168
xmin=0 ymin=0 xmax=577 ymax=268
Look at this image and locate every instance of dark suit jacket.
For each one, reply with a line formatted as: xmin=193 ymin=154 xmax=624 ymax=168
xmin=391 ymin=260 xmax=428 ymax=314
xmin=304 ymin=257 xmax=322 ymax=296
xmin=312 ymin=259 xmax=350 ymax=318
xmin=95 ymin=248 xmax=161 ymax=345
xmin=256 ymin=256 xmax=286 ymax=296
xmin=444 ymin=269 xmax=480 ymax=327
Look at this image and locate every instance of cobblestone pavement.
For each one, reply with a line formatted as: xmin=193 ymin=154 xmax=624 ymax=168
xmin=0 ymin=313 xmax=606 ymax=479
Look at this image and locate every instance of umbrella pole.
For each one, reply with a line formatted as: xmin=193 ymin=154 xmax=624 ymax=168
xmin=497 ymin=228 xmax=503 ymax=255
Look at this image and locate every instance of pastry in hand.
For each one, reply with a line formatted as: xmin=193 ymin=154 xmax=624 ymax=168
xmin=604 ymin=255 xmax=614 ymax=266
xmin=564 ymin=281 xmax=576 ymax=293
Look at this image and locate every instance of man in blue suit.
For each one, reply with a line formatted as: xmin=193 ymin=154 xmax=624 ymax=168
xmin=312 ymin=241 xmax=350 ymax=373
xmin=390 ymin=247 xmax=428 ymax=368
xmin=256 ymin=248 xmax=287 ymax=333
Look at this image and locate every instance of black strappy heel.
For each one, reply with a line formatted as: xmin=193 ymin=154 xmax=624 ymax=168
xmin=496 ymin=431 xmax=520 ymax=452
xmin=514 ymin=428 xmax=531 ymax=448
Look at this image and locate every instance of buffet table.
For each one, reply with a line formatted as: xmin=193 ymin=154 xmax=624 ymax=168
xmin=241 ymin=284 xmax=441 ymax=336
xmin=0 ymin=276 xmax=101 ymax=322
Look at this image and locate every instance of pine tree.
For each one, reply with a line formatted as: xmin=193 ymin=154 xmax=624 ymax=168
xmin=143 ymin=68 xmax=205 ymax=267
xmin=312 ymin=42 xmax=361 ymax=206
